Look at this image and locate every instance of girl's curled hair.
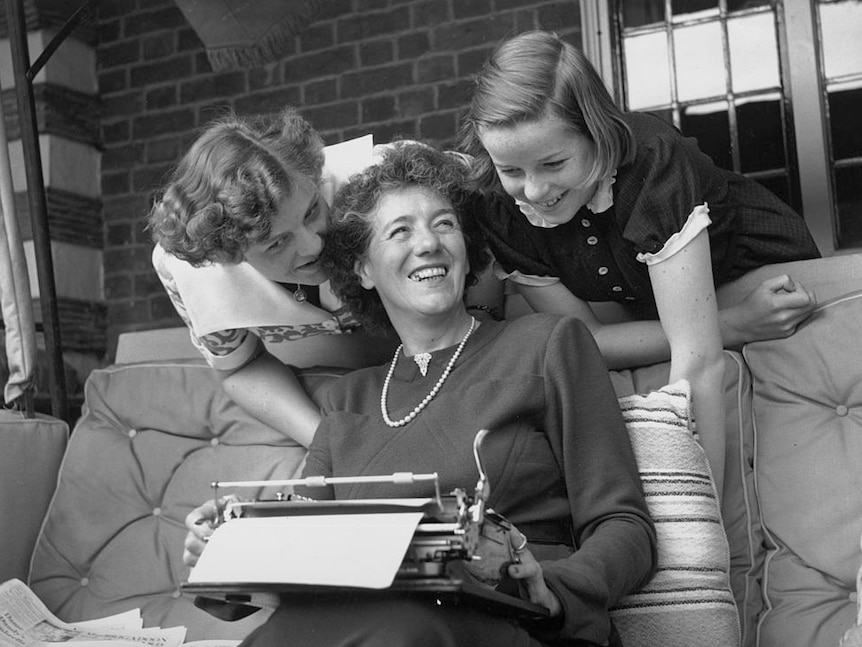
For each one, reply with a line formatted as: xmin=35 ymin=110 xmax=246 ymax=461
xmin=321 ymin=141 xmax=491 ymax=337
xmin=147 ymin=107 xmax=324 ymax=265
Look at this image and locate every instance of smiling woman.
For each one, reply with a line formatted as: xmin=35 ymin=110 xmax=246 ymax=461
xmin=356 ymin=186 xmax=470 ymax=337
xmin=183 ymin=141 xmax=657 ymax=647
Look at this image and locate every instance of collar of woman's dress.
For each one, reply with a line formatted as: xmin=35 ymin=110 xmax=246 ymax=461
xmin=516 ymin=171 xmax=617 ymax=229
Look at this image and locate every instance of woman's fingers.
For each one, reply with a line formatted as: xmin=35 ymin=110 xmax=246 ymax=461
xmin=183 ymin=497 xmax=233 ymax=567
xmin=505 ymin=528 xmax=563 ymax=617
xmin=509 ymin=528 xmax=529 ymax=563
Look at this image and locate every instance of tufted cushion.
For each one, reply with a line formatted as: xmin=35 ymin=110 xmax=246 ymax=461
xmin=743 ymin=290 xmax=862 ymax=647
xmin=28 ymin=359 xmax=345 ymax=640
xmin=609 ymin=381 xmax=740 ymax=647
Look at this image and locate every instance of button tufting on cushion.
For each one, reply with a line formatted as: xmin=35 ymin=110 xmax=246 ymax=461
xmin=29 ymin=359 xmax=346 ymax=641
xmin=743 ymin=290 xmax=862 ymax=647
xmin=210 ymin=438 xmax=219 ymax=446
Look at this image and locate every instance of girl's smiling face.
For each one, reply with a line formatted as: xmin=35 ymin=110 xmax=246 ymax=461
xmin=356 ymin=186 xmax=468 ymax=326
xmin=479 ymin=112 xmax=599 ymax=226
xmin=243 ymin=180 xmax=329 ymax=285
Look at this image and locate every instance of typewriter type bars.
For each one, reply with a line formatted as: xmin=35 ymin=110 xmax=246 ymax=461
xmin=209 ymin=429 xmax=505 ymax=579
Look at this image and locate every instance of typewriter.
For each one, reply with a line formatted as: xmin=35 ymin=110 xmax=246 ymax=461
xmin=182 ymin=429 xmax=548 ymax=618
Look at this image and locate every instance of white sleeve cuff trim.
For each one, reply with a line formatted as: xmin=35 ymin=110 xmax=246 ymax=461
xmin=492 ymin=260 xmax=561 ymax=287
xmin=635 ymin=204 xmax=712 ymax=266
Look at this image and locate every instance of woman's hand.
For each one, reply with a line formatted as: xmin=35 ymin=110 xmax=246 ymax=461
xmin=720 ymin=274 xmax=816 ymax=348
xmin=506 ymin=529 xmax=563 ymax=617
xmin=183 ymin=497 xmax=241 ymax=567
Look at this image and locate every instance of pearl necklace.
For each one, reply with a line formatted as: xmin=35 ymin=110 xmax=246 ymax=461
xmin=381 ymin=317 xmax=476 ymax=428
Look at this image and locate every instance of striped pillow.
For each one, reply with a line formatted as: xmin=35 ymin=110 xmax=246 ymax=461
xmin=610 ymin=380 xmax=741 ymax=647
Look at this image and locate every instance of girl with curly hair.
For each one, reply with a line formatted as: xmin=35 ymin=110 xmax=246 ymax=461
xmin=148 ymin=107 xmax=395 ymax=446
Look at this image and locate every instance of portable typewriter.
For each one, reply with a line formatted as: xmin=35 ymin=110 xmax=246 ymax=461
xmin=182 ymin=429 xmax=548 ymax=618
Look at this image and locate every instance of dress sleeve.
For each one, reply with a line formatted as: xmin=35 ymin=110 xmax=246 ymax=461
xmin=618 ymin=131 xmax=716 ymax=257
xmin=152 ymin=243 xmax=261 ymax=370
xmin=534 ymin=317 xmax=657 ymax=643
xmin=196 ymin=329 xmax=261 ymax=371
xmin=294 ymin=413 xmax=335 ymax=501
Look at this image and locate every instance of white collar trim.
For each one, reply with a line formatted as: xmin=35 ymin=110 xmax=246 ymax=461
xmin=515 ymin=172 xmax=617 ymax=228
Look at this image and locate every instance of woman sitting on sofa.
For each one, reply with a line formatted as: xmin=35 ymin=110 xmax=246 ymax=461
xmin=183 ymin=142 xmax=656 ymax=647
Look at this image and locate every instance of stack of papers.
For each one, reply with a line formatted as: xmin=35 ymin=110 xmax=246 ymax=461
xmin=0 ymin=579 xmax=237 ymax=647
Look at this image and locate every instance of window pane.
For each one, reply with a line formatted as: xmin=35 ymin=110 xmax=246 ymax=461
xmin=737 ymin=94 xmax=786 ymax=173
xmin=828 ymin=82 xmax=862 ymax=161
xmin=819 ymin=1 xmax=862 ymax=80
xmin=728 ymin=12 xmax=780 ymax=93
xmin=836 ymin=165 xmax=862 ymax=248
xmin=726 ymin=0 xmax=769 ymax=11
xmin=674 ymin=22 xmax=726 ymax=102
xmin=671 ymin=0 xmax=717 ymax=19
xmin=681 ymin=101 xmax=732 ymax=170
xmin=622 ymin=0 xmax=665 ymax=28
xmin=624 ymin=33 xmax=672 ymax=110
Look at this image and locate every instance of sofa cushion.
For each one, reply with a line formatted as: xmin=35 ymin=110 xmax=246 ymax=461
xmin=609 ymin=381 xmax=740 ymax=647
xmin=611 ymin=352 xmax=761 ymax=646
xmin=28 ymin=359 xmax=345 ymax=640
xmin=743 ymin=289 xmax=862 ymax=647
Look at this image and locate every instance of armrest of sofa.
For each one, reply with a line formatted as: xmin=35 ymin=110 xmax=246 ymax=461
xmin=0 ymin=413 xmax=68 ymax=584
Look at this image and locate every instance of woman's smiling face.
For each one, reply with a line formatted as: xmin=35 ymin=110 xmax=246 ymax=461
xmin=356 ymin=185 xmax=468 ymax=325
xmin=479 ymin=112 xmax=599 ymax=226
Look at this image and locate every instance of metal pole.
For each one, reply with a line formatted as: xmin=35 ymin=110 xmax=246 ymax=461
xmin=4 ymin=0 xmax=69 ymax=422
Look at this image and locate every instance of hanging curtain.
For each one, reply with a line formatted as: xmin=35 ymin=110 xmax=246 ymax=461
xmin=0 ymin=76 xmax=36 ymax=408
xmin=173 ymin=0 xmax=328 ymax=72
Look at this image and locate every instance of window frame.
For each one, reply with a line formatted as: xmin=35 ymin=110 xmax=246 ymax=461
xmin=580 ymin=0 xmax=841 ymax=254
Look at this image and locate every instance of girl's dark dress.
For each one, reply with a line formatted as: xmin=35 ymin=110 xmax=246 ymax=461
xmin=475 ymin=112 xmax=820 ymax=319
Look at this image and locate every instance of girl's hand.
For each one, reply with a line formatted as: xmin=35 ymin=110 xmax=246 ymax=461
xmin=506 ymin=529 xmax=563 ymax=617
xmin=721 ymin=274 xmax=816 ymax=347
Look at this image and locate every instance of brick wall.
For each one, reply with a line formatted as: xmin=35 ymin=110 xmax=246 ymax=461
xmin=99 ymin=0 xmax=581 ymax=359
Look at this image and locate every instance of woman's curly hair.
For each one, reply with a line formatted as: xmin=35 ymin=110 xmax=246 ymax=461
xmin=147 ymin=107 xmax=324 ymax=265
xmin=321 ymin=141 xmax=491 ymax=337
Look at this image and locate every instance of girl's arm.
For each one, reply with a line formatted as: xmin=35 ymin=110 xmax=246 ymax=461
xmin=220 ymin=350 xmax=322 ymax=447
xmin=648 ymin=230 xmax=726 ymax=495
xmin=518 ymin=235 xmax=727 ymax=492
xmin=517 ymin=272 xmax=815 ymax=364
xmin=516 ymin=282 xmax=673 ymax=370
